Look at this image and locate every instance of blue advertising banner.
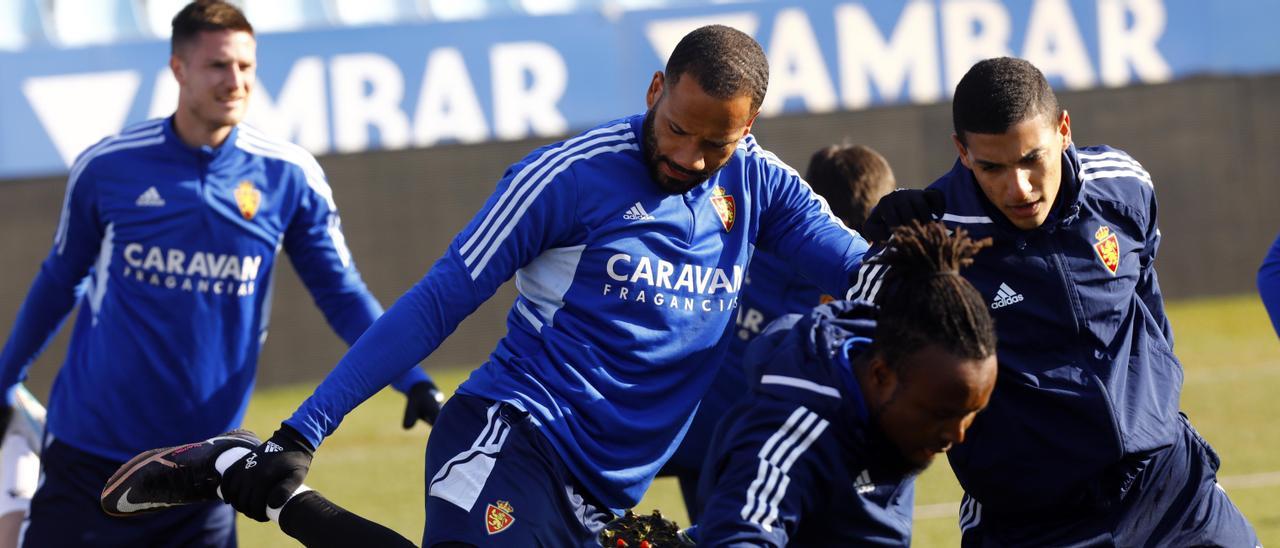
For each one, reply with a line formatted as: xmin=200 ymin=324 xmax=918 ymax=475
xmin=1 ymin=0 xmax=1276 ymax=179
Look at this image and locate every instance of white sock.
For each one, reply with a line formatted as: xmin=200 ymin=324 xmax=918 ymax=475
xmin=213 ymin=446 xmax=313 ymax=522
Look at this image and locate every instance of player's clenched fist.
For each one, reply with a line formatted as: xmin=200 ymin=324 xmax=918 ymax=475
xmin=221 ymin=424 xmax=314 ymax=522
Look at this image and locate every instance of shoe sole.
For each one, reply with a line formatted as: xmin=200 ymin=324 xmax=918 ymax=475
xmin=100 ymin=429 xmax=259 ymax=517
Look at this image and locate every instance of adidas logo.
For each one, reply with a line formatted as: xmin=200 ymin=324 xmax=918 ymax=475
xmin=990 ymin=283 xmax=1024 ymax=310
xmin=263 ymin=441 xmax=284 ymax=453
xmin=135 ymin=186 xmax=165 ymax=207
xmin=622 ymin=202 xmax=655 ymax=221
xmin=853 ymin=469 xmax=874 ymax=495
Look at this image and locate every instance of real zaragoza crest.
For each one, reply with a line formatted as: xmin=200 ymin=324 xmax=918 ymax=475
xmin=710 ymin=186 xmax=735 ymax=232
xmin=234 ymin=180 xmax=261 ymax=220
xmin=1092 ymin=225 xmax=1120 ymax=275
xmin=485 ymin=500 xmax=515 ymax=535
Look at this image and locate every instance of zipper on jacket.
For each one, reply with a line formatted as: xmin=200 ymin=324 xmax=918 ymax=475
xmin=1047 ymin=234 xmax=1126 ymax=459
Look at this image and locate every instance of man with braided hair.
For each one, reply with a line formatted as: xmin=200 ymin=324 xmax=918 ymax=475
xmin=693 ymin=222 xmax=998 ymax=547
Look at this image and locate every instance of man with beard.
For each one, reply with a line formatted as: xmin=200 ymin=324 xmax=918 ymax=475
xmin=107 ymin=24 xmax=868 ymax=546
xmin=694 ymin=222 xmax=997 ymax=546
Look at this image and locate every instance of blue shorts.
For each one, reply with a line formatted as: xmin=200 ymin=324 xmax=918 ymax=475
xmin=959 ymin=414 xmax=1259 ymax=547
xmin=422 ymin=394 xmax=611 ymax=547
xmin=23 ymin=438 xmax=235 ymax=547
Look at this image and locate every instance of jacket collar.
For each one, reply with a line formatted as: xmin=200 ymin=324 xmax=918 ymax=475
xmin=163 ymin=115 xmax=242 ymax=170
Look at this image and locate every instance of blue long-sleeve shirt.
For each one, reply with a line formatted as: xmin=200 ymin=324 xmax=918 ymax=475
xmin=1259 ymin=232 xmax=1280 ymax=338
xmin=283 ymin=113 xmax=868 ymax=510
xmin=0 ymin=117 xmax=428 ymax=461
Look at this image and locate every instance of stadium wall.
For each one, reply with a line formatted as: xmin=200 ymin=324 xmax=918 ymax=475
xmin=3 ymin=73 xmax=1276 ymax=394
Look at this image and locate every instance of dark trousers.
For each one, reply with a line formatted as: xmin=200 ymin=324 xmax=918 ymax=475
xmin=421 ymin=394 xmax=611 ymax=547
xmin=960 ymin=414 xmax=1259 ymax=548
xmin=23 ymin=439 xmax=236 ymax=548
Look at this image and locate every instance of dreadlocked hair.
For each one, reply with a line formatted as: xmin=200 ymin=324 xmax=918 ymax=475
xmin=869 ymin=221 xmax=996 ymax=372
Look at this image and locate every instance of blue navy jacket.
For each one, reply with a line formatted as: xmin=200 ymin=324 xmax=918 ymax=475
xmin=696 ymin=301 xmax=913 ymax=546
xmin=850 ymin=144 xmax=1178 ymax=514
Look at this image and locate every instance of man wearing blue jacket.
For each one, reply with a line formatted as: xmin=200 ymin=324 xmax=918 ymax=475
xmin=0 ymin=1 xmax=440 ymax=544
xmin=854 ymin=57 xmax=1258 ymax=546
xmin=156 ymin=24 xmax=870 ymax=546
xmin=696 ymin=223 xmax=997 ymax=547
xmin=1259 ymin=232 xmax=1280 ymax=338
xmin=661 ymin=143 xmax=894 ymax=519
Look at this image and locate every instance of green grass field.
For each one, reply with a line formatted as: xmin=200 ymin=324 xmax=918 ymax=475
xmin=236 ymin=294 xmax=1280 ymax=546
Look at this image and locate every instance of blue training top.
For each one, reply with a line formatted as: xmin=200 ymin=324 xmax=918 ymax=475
xmin=0 ymin=117 xmax=428 ymax=461
xmin=283 ymin=113 xmax=869 ymax=510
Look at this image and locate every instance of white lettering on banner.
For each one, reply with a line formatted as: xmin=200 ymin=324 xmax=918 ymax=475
xmin=941 ymin=0 xmax=1014 ymax=94
xmin=491 ymin=42 xmax=569 ymax=141
xmin=246 ymin=57 xmax=332 ymax=153
xmin=148 ymin=68 xmax=177 ymax=120
xmin=1098 ymin=0 xmax=1172 ymax=87
xmin=24 ymin=71 xmax=141 ymax=166
xmin=414 ymin=48 xmax=489 ymax=147
xmin=25 ymin=2 xmax=1172 ymax=170
xmin=836 ymin=1 xmax=941 ymax=109
xmin=761 ymin=8 xmax=838 ymax=116
xmin=331 ymin=53 xmax=411 ymax=153
xmin=643 ymin=13 xmax=762 ymax=63
xmin=1022 ymin=0 xmax=1096 ymax=89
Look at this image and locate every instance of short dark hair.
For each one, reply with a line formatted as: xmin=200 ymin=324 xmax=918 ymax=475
xmin=805 ymin=144 xmax=896 ymax=232
xmin=871 ymin=222 xmax=996 ymax=372
xmin=952 ymin=57 xmax=1060 ymax=144
xmin=664 ymin=25 xmax=769 ymax=112
xmin=171 ymin=0 xmax=253 ymax=56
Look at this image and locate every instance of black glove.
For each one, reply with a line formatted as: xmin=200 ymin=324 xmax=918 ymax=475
xmin=862 ymin=188 xmax=945 ymax=242
xmin=0 ymin=402 xmax=10 ymax=451
xmin=401 ymin=380 xmax=445 ymax=429
xmin=221 ymin=424 xmax=315 ymax=522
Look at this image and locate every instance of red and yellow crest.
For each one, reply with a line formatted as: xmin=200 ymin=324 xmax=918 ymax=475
xmin=1092 ymin=225 xmax=1120 ymax=275
xmin=234 ymin=180 xmax=261 ymax=220
xmin=710 ymin=186 xmax=735 ymax=232
xmin=485 ymin=500 xmax=515 ymax=535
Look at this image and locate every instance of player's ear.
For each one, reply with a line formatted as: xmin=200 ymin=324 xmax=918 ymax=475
xmin=952 ymin=134 xmax=972 ymax=171
xmin=1058 ymin=110 xmax=1072 ymax=147
xmin=646 ymin=71 xmax=664 ymax=110
xmin=170 ymin=54 xmax=185 ymax=85
xmin=866 ymin=354 xmax=898 ymax=404
xmin=742 ymin=110 xmax=759 ymax=137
